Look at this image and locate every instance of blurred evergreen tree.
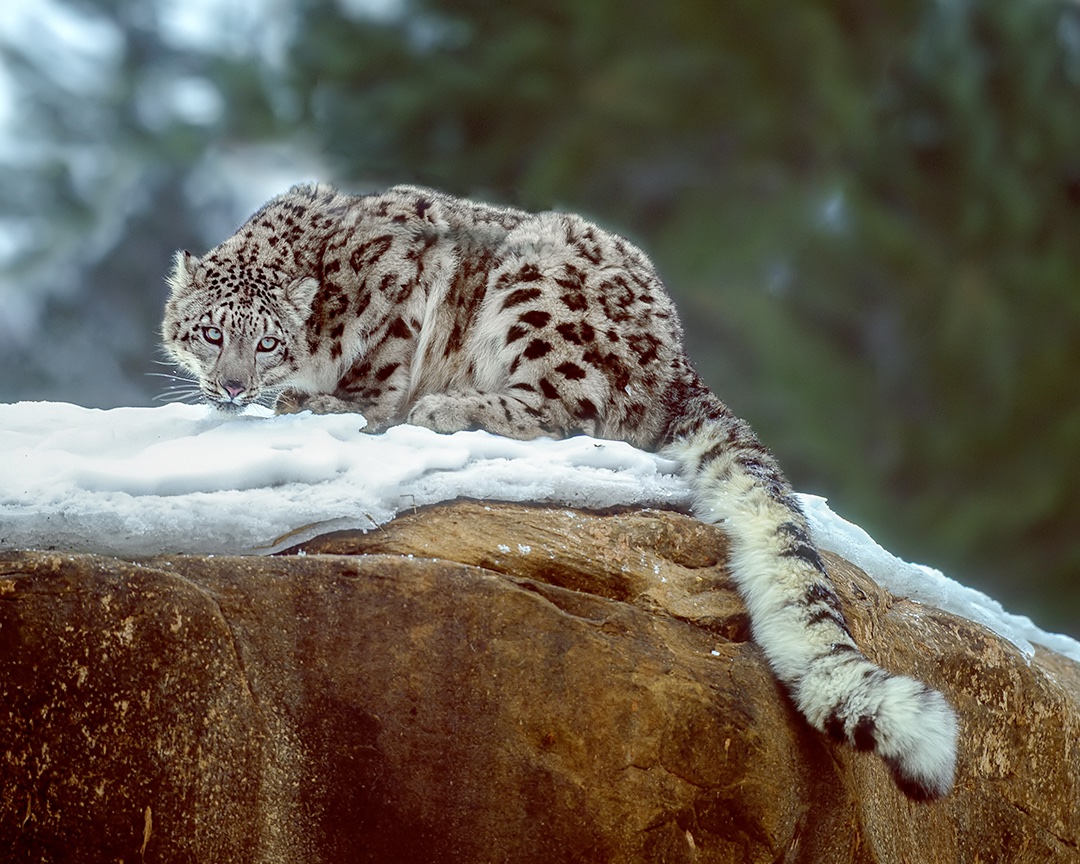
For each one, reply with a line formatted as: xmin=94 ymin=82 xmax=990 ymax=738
xmin=0 ymin=0 xmax=280 ymax=405
xmin=850 ymin=0 xmax=1080 ymax=617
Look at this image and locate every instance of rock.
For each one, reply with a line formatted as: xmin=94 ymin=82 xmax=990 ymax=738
xmin=1 ymin=501 xmax=1078 ymax=862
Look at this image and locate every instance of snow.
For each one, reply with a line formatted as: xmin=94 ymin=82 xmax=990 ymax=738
xmin=0 ymin=401 xmax=686 ymax=555
xmin=800 ymin=495 xmax=1080 ymax=664
xmin=2 ymin=400 xmax=1078 ymax=664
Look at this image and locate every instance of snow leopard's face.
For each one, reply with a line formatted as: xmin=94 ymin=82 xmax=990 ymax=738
xmin=161 ymin=251 xmax=318 ymax=411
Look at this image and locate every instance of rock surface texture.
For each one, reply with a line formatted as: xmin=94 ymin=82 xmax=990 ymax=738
xmin=1 ymin=501 xmax=1078 ymax=863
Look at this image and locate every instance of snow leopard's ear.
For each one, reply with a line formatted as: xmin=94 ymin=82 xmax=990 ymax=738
xmin=166 ymin=250 xmax=199 ymax=297
xmin=284 ymin=276 xmax=320 ymax=312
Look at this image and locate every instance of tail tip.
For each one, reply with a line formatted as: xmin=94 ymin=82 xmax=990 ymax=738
xmin=812 ymin=671 xmax=959 ymax=800
xmin=879 ymin=684 xmax=959 ymax=801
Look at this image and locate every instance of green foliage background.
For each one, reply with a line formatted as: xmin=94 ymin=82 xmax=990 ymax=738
xmin=2 ymin=0 xmax=1078 ymax=633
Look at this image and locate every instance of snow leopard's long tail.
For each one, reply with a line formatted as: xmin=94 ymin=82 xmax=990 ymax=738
xmin=660 ymin=373 xmax=958 ymax=799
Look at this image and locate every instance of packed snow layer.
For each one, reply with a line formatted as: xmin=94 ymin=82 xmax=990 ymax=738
xmin=0 ymin=401 xmax=688 ymax=555
xmin=2 ymin=401 xmax=1077 ymax=663
xmin=800 ymin=496 xmax=1080 ymax=663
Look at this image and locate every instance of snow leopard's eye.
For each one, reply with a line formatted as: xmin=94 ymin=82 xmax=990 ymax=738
xmin=257 ymin=336 xmax=280 ymax=352
xmin=202 ymin=326 xmax=223 ymax=345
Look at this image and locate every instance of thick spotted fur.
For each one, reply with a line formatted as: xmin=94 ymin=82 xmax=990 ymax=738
xmin=162 ymin=183 xmax=958 ymax=798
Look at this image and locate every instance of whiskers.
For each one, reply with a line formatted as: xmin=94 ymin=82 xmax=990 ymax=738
xmin=147 ymin=364 xmax=203 ymax=405
xmin=146 ymin=362 xmax=281 ymax=412
xmin=251 ymin=388 xmax=282 ymax=411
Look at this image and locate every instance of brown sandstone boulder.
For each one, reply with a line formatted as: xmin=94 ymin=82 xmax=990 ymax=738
xmin=1 ymin=501 xmax=1077 ymax=862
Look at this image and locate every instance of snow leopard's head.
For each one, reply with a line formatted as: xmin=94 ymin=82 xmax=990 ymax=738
xmin=161 ymin=250 xmax=319 ymax=411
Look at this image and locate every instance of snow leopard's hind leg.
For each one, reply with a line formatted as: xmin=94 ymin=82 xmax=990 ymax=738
xmin=663 ymin=380 xmax=958 ymax=799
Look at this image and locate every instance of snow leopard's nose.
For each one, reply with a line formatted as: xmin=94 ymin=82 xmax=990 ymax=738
xmin=221 ymin=380 xmax=246 ymax=398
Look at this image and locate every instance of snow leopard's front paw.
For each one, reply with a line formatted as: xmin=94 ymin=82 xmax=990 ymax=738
xmin=406 ymin=390 xmax=550 ymax=439
xmin=406 ymin=393 xmax=472 ymax=434
xmin=275 ymin=390 xmax=359 ymax=416
xmin=274 ymin=388 xmax=311 ymax=415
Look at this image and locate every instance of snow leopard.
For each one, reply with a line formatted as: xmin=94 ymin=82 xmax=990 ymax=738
xmin=161 ymin=182 xmax=959 ymax=798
